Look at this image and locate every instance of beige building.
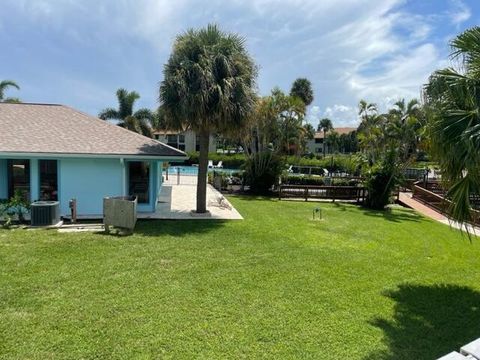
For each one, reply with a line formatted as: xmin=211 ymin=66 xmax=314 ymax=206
xmin=153 ymin=130 xmax=217 ymax=153
xmin=306 ymin=127 xmax=356 ymax=155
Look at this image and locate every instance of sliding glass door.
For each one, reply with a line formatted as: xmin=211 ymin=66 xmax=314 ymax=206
xmin=128 ymin=161 xmax=150 ymax=204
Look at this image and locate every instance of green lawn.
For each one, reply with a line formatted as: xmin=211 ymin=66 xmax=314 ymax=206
xmin=1 ymin=197 xmax=479 ymax=359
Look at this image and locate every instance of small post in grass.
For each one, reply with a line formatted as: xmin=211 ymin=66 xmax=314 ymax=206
xmin=313 ymin=207 xmax=322 ymax=220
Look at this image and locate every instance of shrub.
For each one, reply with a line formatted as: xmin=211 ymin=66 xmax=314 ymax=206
xmin=244 ymin=152 xmax=284 ymax=194
xmin=364 ymin=151 xmax=399 ymax=210
xmin=282 ymin=175 xmax=325 ymax=186
xmin=0 ymin=190 xmax=30 ymax=228
xmin=282 ymin=175 xmax=362 ymax=187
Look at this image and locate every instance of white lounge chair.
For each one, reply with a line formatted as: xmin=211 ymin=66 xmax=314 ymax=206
xmin=208 ymin=160 xmax=214 ymax=168
xmin=287 ymin=165 xmax=293 ymax=173
xmin=215 ymin=161 xmax=223 ymax=169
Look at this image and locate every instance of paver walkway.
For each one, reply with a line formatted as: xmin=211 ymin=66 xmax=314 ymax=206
xmin=139 ymin=184 xmax=243 ymax=220
xmin=398 ymin=192 xmax=480 ymax=234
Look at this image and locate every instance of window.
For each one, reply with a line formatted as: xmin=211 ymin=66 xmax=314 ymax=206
xmin=315 ymin=138 xmax=323 ymax=144
xmin=7 ymin=159 xmax=30 ymax=201
xmin=166 ymin=134 xmax=178 ymax=148
xmin=195 ymin=135 xmax=200 ymax=152
xmin=315 ymin=148 xmax=323 ymax=153
xmin=39 ymin=160 xmax=58 ymax=201
xmin=128 ymin=162 xmax=150 ymax=204
xmin=178 ymin=134 xmax=185 ymax=143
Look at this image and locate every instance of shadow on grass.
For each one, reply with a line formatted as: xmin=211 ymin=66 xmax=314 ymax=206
xmin=134 ymin=219 xmax=227 ymax=237
xmin=229 ymin=194 xmax=278 ymax=202
xmin=360 ymin=206 xmax=423 ymax=223
xmin=367 ymin=283 xmax=480 ymax=360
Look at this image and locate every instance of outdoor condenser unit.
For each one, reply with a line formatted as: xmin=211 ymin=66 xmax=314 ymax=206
xmin=30 ymin=201 xmax=61 ymax=227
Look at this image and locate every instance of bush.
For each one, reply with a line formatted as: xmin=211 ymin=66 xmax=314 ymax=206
xmin=282 ymin=175 xmax=362 ymax=187
xmin=0 ymin=190 xmax=30 ymax=228
xmin=244 ymin=152 xmax=284 ymax=194
xmin=282 ymin=175 xmax=325 ymax=186
xmin=364 ymin=151 xmax=399 ymax=210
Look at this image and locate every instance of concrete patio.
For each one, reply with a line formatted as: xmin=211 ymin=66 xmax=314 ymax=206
xmin=138 ymin=183 xmax=243 ymax=220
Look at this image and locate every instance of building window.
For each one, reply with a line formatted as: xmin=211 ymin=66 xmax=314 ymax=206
xmin=7 ymin=159 xmax=30 ymax=201
xmin=128 ymin=162 xmax=150 ymax=204
xmin=195 ymin=135 xmax=200 ymax=152
xmin=39 ymin=160 xmax=58 ymax=201
xmin=315 ymin=138 xmax=323 ymax=144
xmin=315 ymin=148 xmax=323 ymax=153
xmin=166 ymin=134 xmax=177 ymax=148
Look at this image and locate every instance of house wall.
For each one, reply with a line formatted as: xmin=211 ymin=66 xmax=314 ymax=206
xmin=0 ymin=159 xmax=7 ymax=199
xmin=306 ymin=139 xmax=325 ymax=155
xmin=58 ymin=158 xmax=125 ymax=216
xmin=0 ymin=156 xmax=165 ymax=216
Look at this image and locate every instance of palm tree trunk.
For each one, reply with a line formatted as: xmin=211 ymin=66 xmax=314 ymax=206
xmin=196 ymin=129 xmax=210 ymax=213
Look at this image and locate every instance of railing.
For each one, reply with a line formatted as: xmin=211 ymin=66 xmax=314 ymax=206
xmin=279 ymin=184 xmax=367 ymax=202
xmin=412 ymin=181 xmax=480 ymax=224
xmin=412 ymin=182 xmax=448 ymax=214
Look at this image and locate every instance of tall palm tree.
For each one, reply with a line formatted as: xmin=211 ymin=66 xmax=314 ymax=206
xmin=0 ymin=80 xmax=20 ymax=102
xmin=424 ymin=26 xmax=480 ymax=226
xmin=99 ymin=88 xmax=154 ymax=137
xmin=326 ymin=131 xmax=340 ymax=153
xmin=160 ymin=24 xmax=257 ymax=213
xmin=318 ymin=118 xmax=333 ymax=155
xmin=290 ymin=78 xmax=314 ymax=106
xmin=386 ymin=98 xmax=425 ymax=162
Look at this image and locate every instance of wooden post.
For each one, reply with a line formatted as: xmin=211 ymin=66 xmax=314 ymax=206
xmin=305 ymin=187 xmax=308 ymax=201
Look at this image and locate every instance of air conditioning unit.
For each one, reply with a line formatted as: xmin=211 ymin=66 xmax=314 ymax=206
xmin=31 ymin=201 xmax=60 ymax=227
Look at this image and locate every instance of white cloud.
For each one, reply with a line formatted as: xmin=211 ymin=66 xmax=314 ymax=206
xmin=449 ymin=0 xmax=471 ymax=25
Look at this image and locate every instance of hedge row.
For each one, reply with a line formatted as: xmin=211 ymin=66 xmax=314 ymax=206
xmin=180 ymin=152 xmax=361 ymax=172
xmin=282 ymin=175 xmax=362 ymax=187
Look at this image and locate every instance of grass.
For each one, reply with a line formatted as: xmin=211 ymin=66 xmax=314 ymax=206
xmin=1 ymin=197 xmax=480 ymax=359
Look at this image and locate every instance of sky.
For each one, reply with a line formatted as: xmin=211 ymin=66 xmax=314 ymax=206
xmin=1 ymin=0 xmax=479 ymax=128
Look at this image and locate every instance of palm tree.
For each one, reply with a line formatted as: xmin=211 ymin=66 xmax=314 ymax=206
xmin=424 ymin=26 xmax=480 ymax=226
xmin=326 ymin=131 xmax=340 ymax=153
xmin=0 ymin=80 xmax=20 ymax=102
xmin=99 ymin=88 xmax=154 ymax=137
xmin=318 ymin=118 xmax=333 ymax=155
xmin=160 ymin=24 xmax=257 ymax=213
xmin=290 ymin=78 xmax=314 ymax=106
xmin=386 ymin=98 xmax=425 ymax=162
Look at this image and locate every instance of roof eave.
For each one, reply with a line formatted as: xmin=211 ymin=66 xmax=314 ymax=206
xmin=0 ymin=151 xmax=189 ymax=161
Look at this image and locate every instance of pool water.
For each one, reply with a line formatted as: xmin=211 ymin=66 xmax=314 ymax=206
xmin=167 ymin=166 xmax=240 ymax=176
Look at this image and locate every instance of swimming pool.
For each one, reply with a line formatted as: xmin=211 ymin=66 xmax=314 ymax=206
xmin=166 ymin=166 xmax=241 ymax=176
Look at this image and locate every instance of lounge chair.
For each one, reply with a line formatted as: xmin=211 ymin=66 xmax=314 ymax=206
xmin=215 ymin=161 xmax=223 ymax=169
xmin=208 ymin=160 xmax=214 ymax=168
xmin=287 ymin=165 xmax=293 ymax=173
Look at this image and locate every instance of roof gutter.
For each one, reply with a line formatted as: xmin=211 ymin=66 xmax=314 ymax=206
xmin=0 ymin=151 xmax=189 ymax=161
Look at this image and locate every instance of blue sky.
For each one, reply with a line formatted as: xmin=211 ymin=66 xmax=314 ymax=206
xmin=1 ymin=0 xmax=479 ymax=127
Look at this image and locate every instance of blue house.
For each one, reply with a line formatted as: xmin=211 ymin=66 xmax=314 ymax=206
xmin=0 ymin=103 xmax=187 ymax=217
